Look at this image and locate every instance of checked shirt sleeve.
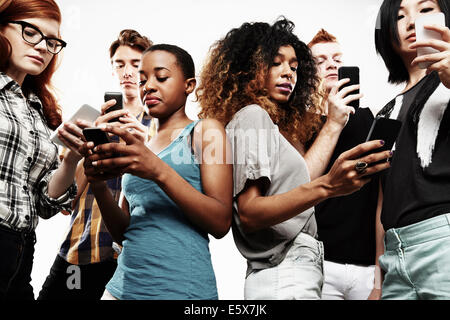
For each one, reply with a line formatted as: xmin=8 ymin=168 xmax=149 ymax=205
xmin=37 ymin=160 xmax=78 ymax=219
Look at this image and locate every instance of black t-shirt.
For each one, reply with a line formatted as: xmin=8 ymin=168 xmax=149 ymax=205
xmin=379 ymin=73 xmax=450 ymax=230
xmin=314 ymin=108 xmax=379 ymax=266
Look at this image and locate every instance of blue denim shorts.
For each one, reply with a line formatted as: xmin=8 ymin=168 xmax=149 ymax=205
xmin=244 ymin=232 xmax=324 ymax=300
xmin=379 ymin=213 xmax=450 ymax=300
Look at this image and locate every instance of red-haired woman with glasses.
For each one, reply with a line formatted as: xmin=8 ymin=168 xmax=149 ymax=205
xmin=0 ymin=0 xmax=82 ymax=300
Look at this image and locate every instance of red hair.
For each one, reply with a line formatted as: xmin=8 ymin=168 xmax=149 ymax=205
xmin=307 ymin=29 xmax=338 ymax=48
xmin=0 ymin=0 xmax=63 ymax=130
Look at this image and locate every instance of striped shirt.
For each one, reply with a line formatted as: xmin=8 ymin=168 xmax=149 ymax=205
xmin=0 ymin=72 xmax=77 ymax=232
xmin=59 ymin=112 xmax=153 ymax=265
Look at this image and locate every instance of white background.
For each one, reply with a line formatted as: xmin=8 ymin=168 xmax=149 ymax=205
xmin=32 ymin=0 xmax=400 ymax=299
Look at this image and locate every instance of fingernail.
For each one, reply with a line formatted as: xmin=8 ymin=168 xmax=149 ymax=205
xmin=380 ymin=140 xmax=385 ymax=146
xmin=389 ymin=151 xmax=393 ymax=156
xmin=92 ymin=161 xmax=97 ymax=166
xmin=98 ymin=124 xmax=106 ymax=129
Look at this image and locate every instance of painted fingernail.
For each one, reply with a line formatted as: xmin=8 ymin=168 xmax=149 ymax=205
xmin=380 ymin=140 xmax=385 ymax=146
xmin=389 ymin=151 xmax=393 ymax=156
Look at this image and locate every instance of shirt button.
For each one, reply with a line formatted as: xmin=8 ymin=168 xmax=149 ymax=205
xmin=23 ymin=186 xmax=28 ymax=191
xmin=25 ymin=215 xmax=30 ymax=221
xmin=29 ymin=130 xmax=34 ymax=135
xmin=27 ymin=157 xmax=32 ymax=162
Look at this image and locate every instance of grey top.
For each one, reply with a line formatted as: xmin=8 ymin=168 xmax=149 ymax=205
xmin=226 ymin=104 xmax=317 ymax=276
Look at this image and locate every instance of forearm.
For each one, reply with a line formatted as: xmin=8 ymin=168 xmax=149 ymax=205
xmin=238 ymin=176 xmax=331 ymax=233
xmin=90 ymin=182 xmax=130 ymax=244
xmin=304 ymin=120 xmax=342 ymax=180
xmin=47 ymin=150 xmax=80 ymax=199
xmin=155 ymin=162 xmax=231 ymax=239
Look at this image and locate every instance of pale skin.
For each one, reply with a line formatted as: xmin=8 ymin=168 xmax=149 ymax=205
xmin=0 ymin=17 xmax=80 ymax=199
xmin=307 ymin=41 xmax=363 ymax=179
xmin=311 ymin=38 xmax=383 ymax=300
xmin=81 ymin=50 xmax=233 ymax=243
xmin=373 ymin=0 xmax=450 ymax=299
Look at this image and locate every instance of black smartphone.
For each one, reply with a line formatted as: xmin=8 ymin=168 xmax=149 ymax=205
xmin=83 ymin=128 xmax=111 ymax=147
xmin=104 ymin=92 xmax=123 ymax=123
xmin=338 ymin=66 xmax=360 ymax=109
xmin=364 ymin=117 xmax=402 ymax=166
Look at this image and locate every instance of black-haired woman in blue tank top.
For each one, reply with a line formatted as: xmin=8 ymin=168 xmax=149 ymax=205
xmin=80 ymin=44 xmax=233 ymax=300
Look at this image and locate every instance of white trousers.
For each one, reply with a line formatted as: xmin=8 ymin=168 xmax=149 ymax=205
xmin=321 ymin=260 xmax=375 ymax=300
xmin=245 ymin=232 xmax=324 ymax=300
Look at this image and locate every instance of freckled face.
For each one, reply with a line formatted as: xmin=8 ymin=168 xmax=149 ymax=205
xmin=0 ymin=18 xmax=60 ymax=82
xmin=310 ymin=41 xmax=343 ymax=92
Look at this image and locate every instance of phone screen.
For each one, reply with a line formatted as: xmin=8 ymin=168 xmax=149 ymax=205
xmin=104 ymin=92 xmax=123 ymax=122
xmin=415 ymin=12 xmax=445 ymax=69
xmin=83 ymin=128 xmax=111 ymax=147
xmin=364 ymin=117 xmax=402 ymax=166
xmin=338 ymin=66 xmax=360 ymax=109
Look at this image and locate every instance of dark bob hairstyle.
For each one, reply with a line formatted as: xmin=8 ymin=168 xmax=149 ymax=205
xmin=375 ymin=0 xmax=450 ymax=84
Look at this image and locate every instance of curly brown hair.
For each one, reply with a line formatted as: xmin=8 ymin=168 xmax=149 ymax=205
xmin=197 ymin=18 xmax=323 ymax=144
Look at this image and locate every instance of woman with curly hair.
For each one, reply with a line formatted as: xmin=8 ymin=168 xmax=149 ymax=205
xmin=197 ymin=18 xmax=392 ymax=299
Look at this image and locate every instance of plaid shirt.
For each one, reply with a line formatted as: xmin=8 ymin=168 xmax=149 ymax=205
xmin=59 ymin=112 xmax=153 ymax=265
xmin=0 ymin=72 xmax=77 ymax=232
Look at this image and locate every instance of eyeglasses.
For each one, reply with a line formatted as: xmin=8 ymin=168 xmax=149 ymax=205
xmin=8 ymin=21 xmax=67 ymax=55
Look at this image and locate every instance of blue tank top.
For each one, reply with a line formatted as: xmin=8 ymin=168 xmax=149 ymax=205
xmin=106 ymin=120 xmax=218 ymax=300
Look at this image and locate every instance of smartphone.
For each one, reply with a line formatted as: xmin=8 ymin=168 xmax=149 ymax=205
xmin=338 ymin=66 xmax=360 ymax=109
xmin=50 ymin=104 xmax=101 ymax=147
xmin=82 ymin=128 xmax=111 ymax=147
xmin=415 ymin=12 xmax=446 ymax=69
xmin=104 ymin=92 xmax=123 ymax=123
xmin=364 ymin=117 xmax=402 ymax=166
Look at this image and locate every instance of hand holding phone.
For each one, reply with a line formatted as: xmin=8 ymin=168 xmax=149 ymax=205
xmin=338 ymin=66 xmax=360 ymax=109
xmin=104 ymin=92 xmax=123 ymax=123
xmin=415 ymin=12 xmax=446 ymax=69
xmin=83 ymin=128 xmax=111 ymax=147
xmin=363 ymin=117 xmax=402 ymax=166
xmin=50 ymin=104 xmax=100 ymax=147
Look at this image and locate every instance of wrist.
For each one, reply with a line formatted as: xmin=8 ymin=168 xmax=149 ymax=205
xmin=152 ymin=161 xmax=171 ymax=186
xmin=311 ymin=175 xmax=333 ymax=200
xmin=323 ymin=118 xmax=345 ymax=133
xmin=90 ymin=180 xmax=107 ymax=191
xmin=62 ymin=149 xmax=82 ymax=167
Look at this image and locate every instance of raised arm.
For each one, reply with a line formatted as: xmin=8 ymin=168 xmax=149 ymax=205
xmin=86 ymin=120 xmax=233 ymax=239
xmin=237 ymin=140 xmax=391 ymax=233
xmin=304 ymin=79 xmax=361 ymax=179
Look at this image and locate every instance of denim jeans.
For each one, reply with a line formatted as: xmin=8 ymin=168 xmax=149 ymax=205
xmin=245 ymin=232 xmax=324 ymax=300
xmin=37 ymin=255 xmax=117 ymax=300
xmin=0 ymin=224 xmax=36 ymax=300
xmin=379 ymin=213 xmax=450 ymax=300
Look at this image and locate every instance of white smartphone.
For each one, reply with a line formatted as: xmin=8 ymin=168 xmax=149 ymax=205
xmin=50 ymin=104 xmax=101 ymax=147
xmin=415 ymin=12 xmax=446 ymax=69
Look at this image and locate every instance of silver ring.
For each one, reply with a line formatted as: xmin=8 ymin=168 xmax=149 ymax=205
xmin=355 ymin=160 xmax=368 ymax=174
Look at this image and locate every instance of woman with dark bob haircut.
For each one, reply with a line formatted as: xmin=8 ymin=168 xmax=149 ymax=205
xmin=374 ymin=0 xmax=450 ymax=299
xmin=197 ymin=17 xmax=392 ymax=299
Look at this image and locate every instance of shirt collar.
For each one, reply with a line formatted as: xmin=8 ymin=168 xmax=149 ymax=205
xmin=0 ymin=72 xmax=43 ymax=109
xmin=0 ymin=72 xmax=19 ymax=92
